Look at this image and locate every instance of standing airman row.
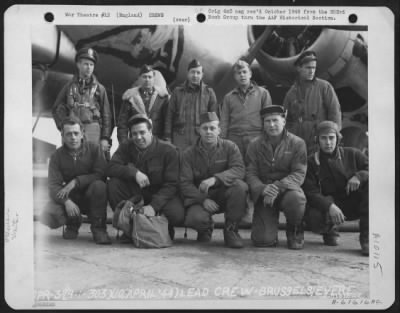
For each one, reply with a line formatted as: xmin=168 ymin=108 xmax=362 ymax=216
xmin=44 ymin=47 xmax=368 ymax=256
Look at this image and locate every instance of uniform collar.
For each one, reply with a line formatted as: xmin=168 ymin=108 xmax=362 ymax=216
xmin=262 ymin=128 xmax=289 ymax=143
xmin=314 ymin=146 xmax=341 ymax=166
xmin=184 ymin=80 xmax=203 ymax=92
xmin=233 ymin=81 xmax=256 ymax=95
xmin=62 ymin=140 xmax=87 ymax=155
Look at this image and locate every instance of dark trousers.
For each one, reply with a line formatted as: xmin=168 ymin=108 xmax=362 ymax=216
xmin=40 ymin=180 xmax=108 ymax=229
xmin=184 ymin=180 xmax=248 ymax=232
xmin=107 ymin=178 xmax=185 ymax=227
xmin=251 ymin=189 xmax=306 ymax=246
xmin=306 ymin=184 xmax=369 ymax=235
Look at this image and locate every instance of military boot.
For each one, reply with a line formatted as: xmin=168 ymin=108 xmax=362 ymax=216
xmin=62 ymin=215 xmax=82 ymax=240
xmin=360 ymin=231 xmax=369 ymax=256
xmin=91 ymin=217 xmax=112 ymax=245
xmin=223 ymin=221 xmax=244 ymax=249
xmin=197 ymin=223 xmax=214 ymax=243
xmin=286 ymin=223 xmax=304 ymax=250
xmin=322 ymin=225 xmax=340 ymax=246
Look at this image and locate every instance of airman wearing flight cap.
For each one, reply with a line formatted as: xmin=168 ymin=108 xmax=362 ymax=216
xmin=220 ymin=60 xmax=272 ymax=157
xmin=117 ymin=64 xmax=170 ymax=143
xmin=53 ymin=47 xmax=112 ymax=157
xmin=106 ymin=113 xmax=184 ymax=242
xmin=302 ymin=121 xmax=369 ymax=255
xmin=246 ymin=105 xmax=307 ymax=249
xmin=283 ymin=50 xmax=342 ymax=154
xmin=180 ymin=112 xmax=248 ymax=248
xmin=165 ymin=59 xmax=218 ymax=150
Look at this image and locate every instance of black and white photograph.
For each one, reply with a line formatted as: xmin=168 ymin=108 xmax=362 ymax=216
xmin=4 ymin=5 xmax=396 ymax=310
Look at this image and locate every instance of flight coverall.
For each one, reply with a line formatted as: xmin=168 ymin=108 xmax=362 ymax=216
xmin=220 ymin=82 xmax=272 ymax=157
xmin=117 ymin=86 xmax=169 ymax=143
xmin=180 ymin=138 xmax=248 ymax=232
xmin=302 ymin=147 xmax=369 ymax=241
xmin=283 ymin=78 xmax=342 ymax=154
xmin=40 ymin=141 xmax=108 ymax=229
xmin=52 ymin=75 xmax=112 ymax=144
xmin=246 ymin=130 xmax=307 ymax=246
xmin=106 ymin=137 xmax=184 ymax=227
xmin=164 ymin=81 xmax=217 ymax=150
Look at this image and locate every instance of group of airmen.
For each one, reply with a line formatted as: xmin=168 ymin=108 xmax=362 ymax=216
xmin=40 ymin=47 xmax=369 ymax=256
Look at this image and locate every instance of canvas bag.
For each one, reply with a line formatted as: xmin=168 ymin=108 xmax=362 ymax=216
xmin=113 ymin=198 xmax=172 ymax=248
xmin=131 ymin=212 xmax=172 ymax=248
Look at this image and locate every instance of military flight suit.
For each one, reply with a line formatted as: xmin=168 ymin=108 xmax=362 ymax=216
xmin=246 ymin=130 xmax=307 ymax=246
xmin=40 ymin=141 xmax=108 ymax=229
xmin=283 ymin=78 xmax=341 ymax=153
xmin=302 ymin=147 xmax=369 ymax=242
xmin=220 ymin=82 xmax=272 ymax=157
xmin=52 ymin=75 xmax=112 ymax=144
xmin=164 ymin=81 xmax=217 ymax=150
xmin=117 ymin=86 xmax=169 ymax=143
xmin=180 ymin=138 xmax=248 ymax=232
xmin=106 ymin=137 xmax=184 ymax=227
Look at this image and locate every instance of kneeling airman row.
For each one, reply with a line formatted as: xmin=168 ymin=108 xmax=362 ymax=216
xmin=40 ymin=106 xmax=369 ymax=256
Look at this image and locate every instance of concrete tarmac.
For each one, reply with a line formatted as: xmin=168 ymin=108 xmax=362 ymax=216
xmin=34 ymin=219 xmax=369 ymax=308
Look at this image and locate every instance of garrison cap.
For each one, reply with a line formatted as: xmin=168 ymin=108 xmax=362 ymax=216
xmin=260 ymin=105 xmax=287 ymax=117
xmin=75 ymin=47 xmax=98 ymax=64
xmin=294 ymin=50 xmax=317 ymax=66
xmin=187 ymin=59 xmax=202 ymax=70
xmin=199 ymin=112 xmax=219 ymax=125
xmin=128 ymin=113 xmax=152 ymax=128
xmin=140 ymin=64 xmax=154 ymax=75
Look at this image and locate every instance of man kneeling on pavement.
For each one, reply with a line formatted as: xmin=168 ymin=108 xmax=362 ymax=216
xmin=40 ymin=117 xmax=111 ymax=244
xmin=246 ymin=105 xmax=307 ymax=249
xmin=302 ymin=121 xmax=369 ymax=256
xmin=106 ymin=114 xmax=185 ymax=242
xmin=180 ymin=112 xmax=248 ymax=248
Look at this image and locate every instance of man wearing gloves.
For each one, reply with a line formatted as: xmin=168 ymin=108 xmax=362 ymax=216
xmin=180 ymin=112 xmax=248 ymax=248
xmin=107 ymin=114 xmax=184 ymax=241
xmin=302 ymin=121 xmax=369 ymax=256
xmin=246 ymin=105 xmax=307 ymax=249
xmin=164 ymin=59 xmax=218 ymax=150
xmin=39 ymin=117 xmax=111 ymax=244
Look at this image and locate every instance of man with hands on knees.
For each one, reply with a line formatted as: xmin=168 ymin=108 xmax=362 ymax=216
xmin=106 ymin=114 xmax=185 ymax=242
xmin=302 ymin=121 xmax=369 ymax=255
xmin=246 ymin=105 xmax=308 ymax=250
xmin=39 ymin=117 xmax=111 ymax=244
xmin=180 ymin=112 xmax=248 ymax=248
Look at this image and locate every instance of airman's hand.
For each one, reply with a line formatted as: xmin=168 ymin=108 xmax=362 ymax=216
xmin=64 ymin=199 xmax=81 ymax=217
xmin=263 ymin=194 xmax=277 ymax=207
xmin=142 ymin=205 xmax=156 ymax=216
xmin=203 ymin=199 xmax=219 ymax=214
xmin=199 ymin=177 xmax=217 ymax=194
xmin=57 ymin=179 xmax=77 ymax=200
xmin=328 ymin=203 xmax=345 ymax=225
xmin=346 ymin=176 xmax=361 ymax=195
xmin=135 ymin=171 xmax=150 ymax=188
xmin=262 ymin=184 xmax=280 ymax=198
xmin=100 ymin=139 xmax=110 ymax=152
